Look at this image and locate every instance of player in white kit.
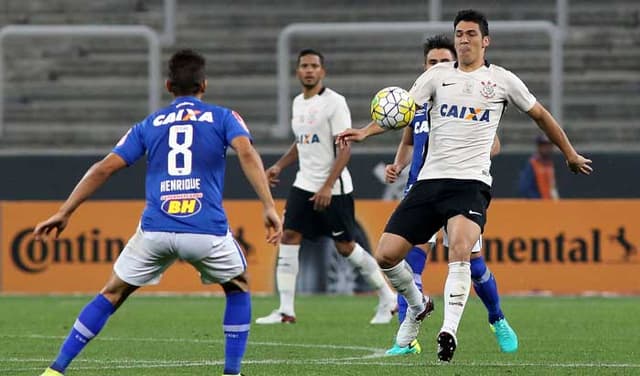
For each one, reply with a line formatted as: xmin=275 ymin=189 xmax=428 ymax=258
xmin=256 ymin=49 xmax=397 ymax=325
xmin=338 ymin=10 xmax=592 ymax=361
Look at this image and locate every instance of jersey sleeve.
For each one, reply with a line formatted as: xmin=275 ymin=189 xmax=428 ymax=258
xmin=112 ymin=123 xmax=146 ymax=166
xmin=224 ymin=109 xmax=252 ymax=144
xmin=409 ymin=68 xmax=438 ymax=105
xmin=329 ymin=96 xmax=352 ymax=135
xmin=504 ymin=70 xmax=537 ymax=112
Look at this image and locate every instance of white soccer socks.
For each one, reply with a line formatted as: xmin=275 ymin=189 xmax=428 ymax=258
xmin=275 ymin=244 xmax=299 ymax=316
xmin=382 ymin=260 xmax=423 ymax=311
xmin=347 ymin=244 xmax=396 ymax=303
xmin=441 ymin=261 xmax=471 ymax=336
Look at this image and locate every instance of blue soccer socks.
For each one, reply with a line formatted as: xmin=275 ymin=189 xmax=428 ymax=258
xmin=223 ymin=291 xmax=251 ymax=375
xmin=470 ymin=256 xmax=504 ymax=324
xmin=50 ymin=294 xmax=115 ymax=373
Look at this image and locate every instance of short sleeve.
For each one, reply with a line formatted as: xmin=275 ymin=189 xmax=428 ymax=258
xmin=329 ymin=96 xmax=352 ymax=135
xmin=224 ymin=110 xmax=252 ymax=144
xmin=409 ymin=68 xmax=438 ymax=105
xmin=112 ymin=123 xmax=146 ymax=166
xmin=504 ymin=70 xmax=537 ymax=112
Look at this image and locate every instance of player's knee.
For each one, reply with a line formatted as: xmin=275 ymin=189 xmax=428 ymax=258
xmin=375 ymin=251 xmax=402 ymax=269
xmin=334 ymin=241 xmax=354 ymax=256
xmin=281 ymin=230 xmax=302 ymax=244
xmin=223 ymin=273 xmax=249 ymax=293
xmin=448 ymin=242 xmax=472 ymax=262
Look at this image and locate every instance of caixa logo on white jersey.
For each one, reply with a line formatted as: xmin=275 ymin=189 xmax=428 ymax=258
xmin=160 ymin=193 xmax=204 ymax=217
xmin=439 ymin=104 xmax=490 ymax=122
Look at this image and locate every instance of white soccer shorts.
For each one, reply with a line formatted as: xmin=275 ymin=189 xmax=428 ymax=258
xmin=114 ymin=226 xmax=247 ymax=286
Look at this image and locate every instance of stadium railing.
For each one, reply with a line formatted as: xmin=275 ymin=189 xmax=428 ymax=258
xmin=0 ymin=25 xmax=161 ymax=137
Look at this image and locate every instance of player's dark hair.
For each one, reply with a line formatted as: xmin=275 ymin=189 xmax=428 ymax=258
xmin=297 ymin=48 xmax=324 ymax=66
xmin=454 ymin=9 xmax=489 ymax=37
xmin=423 ymin=34 xmax=457 ymax=59
xmin=168 ymin=49 xmax=206 ymax=96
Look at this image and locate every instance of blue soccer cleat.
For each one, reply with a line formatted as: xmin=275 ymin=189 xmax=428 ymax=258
xmin=385 ymin=339 xmax=422 ymax=356
xmin=491 ymin=318 xmax=518 ymax=353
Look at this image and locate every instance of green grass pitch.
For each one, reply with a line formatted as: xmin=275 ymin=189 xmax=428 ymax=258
xmin=1 ymin=295 xmax=639 ymax=375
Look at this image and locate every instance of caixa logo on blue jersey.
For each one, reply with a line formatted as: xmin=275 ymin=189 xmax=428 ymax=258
xmin=440 ymin=104 xmax=490 ymax=122
xmin=161 ymin=193 xmax=203 ymax=217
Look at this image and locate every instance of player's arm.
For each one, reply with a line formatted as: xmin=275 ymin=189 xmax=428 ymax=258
xmin=312 ymin=140 xmax=351 ymax=211
xmin=386 ymin=126 xmax=414 ymax=183
xmin=526 ymin=102 xmax=592 ymax=175
xmin=232 ymin=136 xmax=282 ymax=244
xmin=490 ymin=134 xmax=501 ymax=158
xmin=265 ymin=141 xmax=298 ymax=187
xmin=33 ymin=153 xmax=127 ymax=240
xmin=335 ymin=120 xmax=387 ymax=146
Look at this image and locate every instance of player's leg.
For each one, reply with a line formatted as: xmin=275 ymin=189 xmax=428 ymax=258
xmin=397 ymin=240 xmax=431 ymax=323
xmin=470 ymin=246 xmax=518 ymax=352
xmin=381 ymin=181 xmax=441 ymax=347
xmin=256 ymin=187 xmax=310 ymax=323
xmin=43 ymin=274 xmax=137 ymax=375
xmin=221 ymin=273 xmax=251 ymax=376
xmin=329 ymin=193 xmax=396 ymax=324
xmin=182 ymin=231 xmax=252 ymax=376
xmin=385 ymin=240 xmax=430 ymax=355
xmin=437 ymin=180 xmax=491 ymax=362
xmin=42 ymin=227 xmax=174 ymax=375
xmin=437 ymin=215 xmax=479 ymax=361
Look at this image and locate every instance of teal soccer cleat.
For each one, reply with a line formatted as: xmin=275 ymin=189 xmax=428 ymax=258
xmin=491 ymin=318 xmax=518 ymax=353
xmin=385 ymin=339 xmax=422 ymax=356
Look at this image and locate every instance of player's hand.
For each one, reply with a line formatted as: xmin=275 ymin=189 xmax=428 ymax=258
xmin=265 ymin=165 xmax=282 ymax=187
xmin=33 ymin=212 xmax=70 ymax=240
xmin=263 ymin=206 xmax=282 ymax=244
xmin=335 ymin=128 xmax=367 ymax=148
xmin=310 ymin=186 xmax=332 ymax=211
xmin=566 ymin=154 xmax=593 ymax=175
xmin=384 ymin=163 xmax=403 ymax=183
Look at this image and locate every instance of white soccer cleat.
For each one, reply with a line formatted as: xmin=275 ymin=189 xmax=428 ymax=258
xmin=370 ymin=296 xmax=398 ymax=324
xmin=395 ymin=295 xmax=434 ymax=346
xmin=255 ymin=310 xmax=296 ymax=324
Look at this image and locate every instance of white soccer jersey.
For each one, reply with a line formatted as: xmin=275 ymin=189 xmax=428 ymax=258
xmin=409 ymin=61 xmax=537 ymax=186
xmin=291 ymin=87 xmax=354 ymax=194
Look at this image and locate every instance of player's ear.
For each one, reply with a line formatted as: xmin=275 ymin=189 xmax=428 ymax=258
xmin=200 ymin=80 xmax=208 ymax=94
xmin=165 ymin=79 xmax=173 ymax=94
xmin=482 ymin=35 xmax=490 ymax=49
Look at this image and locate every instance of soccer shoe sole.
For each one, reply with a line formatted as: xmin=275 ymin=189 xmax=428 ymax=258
xmin=437 ymin=331 xmax=457 ymax=362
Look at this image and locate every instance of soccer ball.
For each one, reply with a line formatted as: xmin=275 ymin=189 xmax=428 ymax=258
xmin=370 ymin=86 xmax=416 ymax=129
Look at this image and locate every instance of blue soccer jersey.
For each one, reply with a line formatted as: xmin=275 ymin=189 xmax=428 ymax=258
xmin=405 ymin=105 xmax=430 ymax=192
xmin=113 ymin=96 xmax=252 ymax=235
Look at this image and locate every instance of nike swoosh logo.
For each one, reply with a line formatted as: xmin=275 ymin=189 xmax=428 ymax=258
xmin=331 ymin=231 xmax=345 ymax=236
xmin=442 ymin=82 xmax=456 ymax=87
xmin=468 ymin=210 xmax=482 ymax=216
xmin=449 ymin=293 xmax=464 ymax=298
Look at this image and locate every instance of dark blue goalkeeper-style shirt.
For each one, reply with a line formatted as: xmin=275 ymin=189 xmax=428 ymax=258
xmin=112 ymin=96 xmax=252 ymax=235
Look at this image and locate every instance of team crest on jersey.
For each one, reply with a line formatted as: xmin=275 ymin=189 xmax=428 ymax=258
xmin=160 ymin=193 xmax=203 ymax=217
xmin=480 ymin=81 xmax=497 ymax=99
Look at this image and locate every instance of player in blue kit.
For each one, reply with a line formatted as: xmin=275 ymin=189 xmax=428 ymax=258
xmin=339 ymin=35 xmax=516 ymax=356
xmin=34 ymin=49 xmax=282 ymax=376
